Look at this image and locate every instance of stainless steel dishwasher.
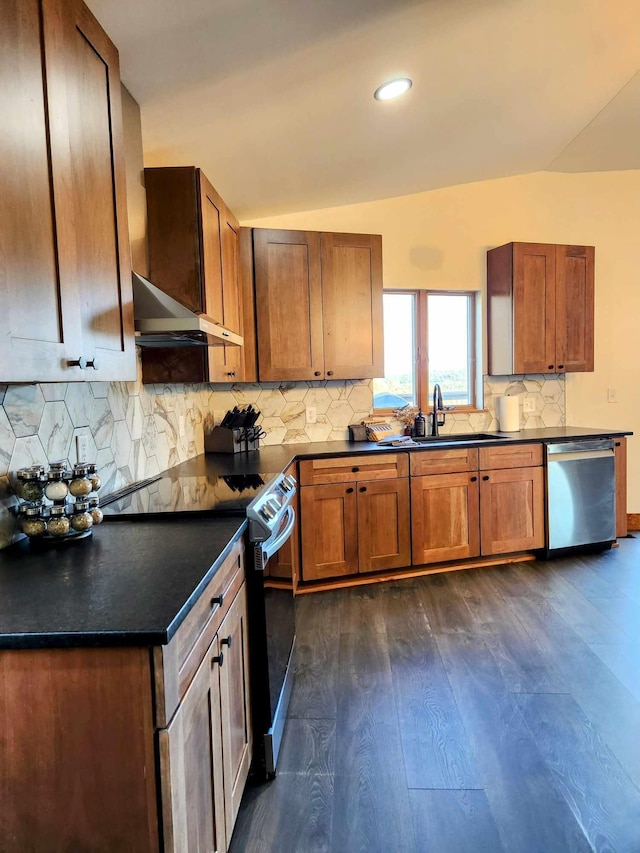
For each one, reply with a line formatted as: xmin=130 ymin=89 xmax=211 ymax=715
xmin=545 ymin=438 xmax=616 ymax=553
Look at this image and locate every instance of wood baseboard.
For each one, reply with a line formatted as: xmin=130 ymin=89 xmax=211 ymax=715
xmin=296 ymin=552 xmax=536 ymax=594
xmin=627 ymin=514 xmax=640 ymax=531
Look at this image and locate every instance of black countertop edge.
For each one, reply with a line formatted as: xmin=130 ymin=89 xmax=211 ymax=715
xmin=164 ymin=521 xmax=247 ymax=644
xmin=0 ymin=630 xmax=172 ymax=650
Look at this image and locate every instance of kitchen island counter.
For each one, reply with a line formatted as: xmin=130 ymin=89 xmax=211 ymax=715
xmin=0 ymin=516 xmax=246 ymax=649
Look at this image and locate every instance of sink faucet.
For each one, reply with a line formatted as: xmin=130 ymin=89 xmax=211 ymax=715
xmin=431 ymin=384 xmax=444 ymax=436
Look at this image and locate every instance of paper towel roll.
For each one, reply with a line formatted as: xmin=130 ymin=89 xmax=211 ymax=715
xmin=496 ymin=395 xmax=520 ymax=432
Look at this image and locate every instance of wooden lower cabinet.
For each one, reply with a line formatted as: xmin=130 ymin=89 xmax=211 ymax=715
xmin=300 ymin=478 xmax=410 ymax=580
xmin=480 ymin=466 xmax=545 ymax=554
xmin=411 ymin=473 xmax=480 ymax=565
xmin=615 ymin=438 xmax=628 ymax=538
xmin=160 ymin=635 xmax=227 ymax=853
xmin=160 ymin=582 xmax=251 ymax=853
xmin=358 ymin=478 xmax=411 ymax=573
xmin=301 ymin=483 xmax=358 ymax=580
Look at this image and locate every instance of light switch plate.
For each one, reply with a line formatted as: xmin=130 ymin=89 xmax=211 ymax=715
xmin=608 ymin=387 xmax=618 ymax=403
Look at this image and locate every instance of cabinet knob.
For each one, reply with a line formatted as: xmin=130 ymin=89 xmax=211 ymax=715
xmin=68 ymin=357 xmax=87 ymax=370
xmin=482 ymin=475 xmax=490 ymax=481
xmin=359 ymin=486 xmax=367 ymax=492
xmin=352 ymin=466 xmax=360 ymax=473
xmin=326 ymin=371 xmax=334 ymax=376
xmin=220 ymin=635 xmax=233 ymax=648
xmin=346 ymin=487 xmax=354 ymax=494
xmin=615 ymin=441 xmax=621 ymax=447
xmin=470 ymin=476 xmax=477 ymax=482
xmin=314 ymin=371 xmax=322 ymax=377
xmin=86 ymin=357 xmax=98 ymax=371
xmin=212 ymin=652 xmax=224 ymax=667
xmin=211 ymin=593 xmax=224 ymax=608
xmin=558 ymin=365 xmax=564 ymax=370
xmin=548 ymin=365 xmax=554 ymax=370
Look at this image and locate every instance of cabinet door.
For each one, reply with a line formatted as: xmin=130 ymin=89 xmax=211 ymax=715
xmin=513 ymin=243 xmax=557 ymax=374
xmin=480 ymin=466 xmax=544 ymax=555
xmin=254 ymin=229 xmax=324 ymax=380
xmin=300 ymin=483 xmax=358 ymax=580
xmin=320 ymin=232 xmax=383 ymax=379
xmin=51 ymin=0 xmax=135 ymax=380
xmin=411 ymin=473 xmax=480 ymax=565
xmin=555 ymin=245 xmax=594 ymax=372
xmin=615 ymin=438 xmax=627 ymax=538
xmin=0 ymin=0 xmax=78 ymax=382
xmin=159 ymin=636 xmax=226 ymax=853
xmin=218 ymin=584 xmax=252 ymax=842
xmin=357 ymin=478 xmax=411 ymax=573
xmin=209 ymin=205 xmax=244 ymax=381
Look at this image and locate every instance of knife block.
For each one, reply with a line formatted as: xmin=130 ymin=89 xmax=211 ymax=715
xmin=204 ymin=425 xmax=261 ymax=454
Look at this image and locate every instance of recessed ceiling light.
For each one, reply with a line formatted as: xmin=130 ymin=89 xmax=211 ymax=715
xmin=374 ymin=77 xmax=413 ymax=101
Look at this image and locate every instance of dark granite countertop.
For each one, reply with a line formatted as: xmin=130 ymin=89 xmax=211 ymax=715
xmin=0 ymin=424 xmax=630 ymax=651
xmin=0 ymin=517 xmax=246 ymax=649
xmin=169 ymin=425 xmax=632 ymax=478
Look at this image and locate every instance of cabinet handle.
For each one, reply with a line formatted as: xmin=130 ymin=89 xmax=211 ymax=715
xmin=615 ymin=441 xmax=621 ymax=447
xmin=221 ymin=331 xmax=230 ymax=338
xmin=212 ymin=652 xmax=224 ymax=667
xmin=346 ymin=487 xmax=354 ymax=494
xmin=482 ymin=475 xmax=490 ymax=481
xmin=211 ymin=593 xmax=224 ymax=608
xmin=548 ymin=365 xmax=554 ymax=370
xmin=221 ymin=635 xmax=233 ymax=648
xmin=86 ymin=357 xmax=98 ymax=371
xmin=359 ymin=486 xmax=367 ymax=492
xmin=68 ymin=357 xmax=87 ymax=370
xmin=314 ymin=371 xmax=322 ymax=377
xmin=226 ymin=371 xmax=235 ymax=377
xmin=327 ymin=371 xmax=334 ymax=376
xmin=558 ymin=365 xmax=564 ymax=370
xmin=470 ymin=476 xmax=477 ymax=482
xmin=352 ymin=466 xmax=360 ymax=473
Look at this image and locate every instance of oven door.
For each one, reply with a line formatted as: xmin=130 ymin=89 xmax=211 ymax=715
xmin=246 ymin=506 xmax=297 ymax=779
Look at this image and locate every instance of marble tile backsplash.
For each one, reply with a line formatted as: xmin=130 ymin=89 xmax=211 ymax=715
xmin=0 ymin=355 xmax=565 ymax=549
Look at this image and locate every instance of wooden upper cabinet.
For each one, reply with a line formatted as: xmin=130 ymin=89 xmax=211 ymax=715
xmin=0 ymin=0 xmax=135 ymax=383
xmin=142 ymin=166 xmax=243 ymax=383
xmin=320 ymin=232 xmax=383 ymax=379
xmin=252 ymin=228 xmax=383 ymax=381
xmin=253 ymin=229 xmax=324 ymax=381
xmin=487 ymin=242 xmax=594 ymax=375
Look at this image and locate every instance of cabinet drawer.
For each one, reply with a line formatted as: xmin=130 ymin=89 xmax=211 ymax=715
xmin=410 ymin=447 xmax=479 ymax=476
xmin=154 ymin=537 xmax=245 ymax=727
xmin=299 ymin=453 xmax=408 ymax=485
xmin=479 ymin=443 xmax=542 ymax=470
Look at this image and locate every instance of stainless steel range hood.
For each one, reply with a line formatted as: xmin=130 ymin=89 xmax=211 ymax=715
xmin=132 ymin=272 xmax=243 ymax=348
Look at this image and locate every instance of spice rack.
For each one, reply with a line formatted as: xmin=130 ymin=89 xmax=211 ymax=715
xmin=14 ymin=462 xmax=103 ymax=543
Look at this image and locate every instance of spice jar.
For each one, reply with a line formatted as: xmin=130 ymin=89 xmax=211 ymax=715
xmin=16 ymin=468 xmax=45 ymax=503
xmin=44 ymin=469 xmax=69 ymax=502
xmin=21 ymin=506 xmax=47 ymax=537
xmin=69 ymin=464 xmax=92 ymax=498
xmin=47 ymin=505 xmax=70 ymax=537
xmin=70 ymin=500 xmax=93 ymax=532
xmin=88 ymin=496 xmax=103 ymax=525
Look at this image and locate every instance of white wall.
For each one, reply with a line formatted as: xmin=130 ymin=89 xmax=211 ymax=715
xmin=245 ymin=170 xmax=640 ymax=509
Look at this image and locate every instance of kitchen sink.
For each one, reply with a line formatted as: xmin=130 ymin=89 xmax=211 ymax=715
xmin=412 ymin=433 xmax=506 ymax=443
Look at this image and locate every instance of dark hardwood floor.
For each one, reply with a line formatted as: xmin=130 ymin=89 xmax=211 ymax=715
xmin=230 ymin=539 xmax=640 ymax=852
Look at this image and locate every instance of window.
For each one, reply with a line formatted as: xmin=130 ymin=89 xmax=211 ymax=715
xmin=373 ymin=290 xmax=476 ymax=412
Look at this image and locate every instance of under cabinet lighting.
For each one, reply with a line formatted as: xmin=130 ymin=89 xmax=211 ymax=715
xmin=374 ymin=77 xmax=413 ymax=101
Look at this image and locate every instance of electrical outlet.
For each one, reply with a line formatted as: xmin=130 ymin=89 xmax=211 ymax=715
xmin=75 ymin=434 xmax=89 ymax=463
xmin=306 ymin=407 xmax=317 ymax=424
xmin=608 ymin=387 xmax=618 ymax=403
xmin=523 ymin=398 xmax=536 ymax=413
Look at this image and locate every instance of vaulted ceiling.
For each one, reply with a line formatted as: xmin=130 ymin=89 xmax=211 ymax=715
xmin=87 ymin=0 xmax=640 ymax=219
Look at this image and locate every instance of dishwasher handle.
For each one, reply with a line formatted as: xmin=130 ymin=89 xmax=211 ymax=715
xmin=546 ymin=438 xmax=615 ymax=457
xmin=547 ymin=449 xmax=614 ymax=464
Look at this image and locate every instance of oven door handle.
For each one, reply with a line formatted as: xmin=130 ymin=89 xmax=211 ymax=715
xmin=257 ymin=507 xmax=296 ymax=568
